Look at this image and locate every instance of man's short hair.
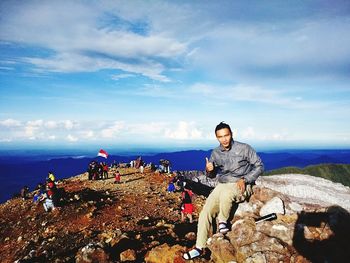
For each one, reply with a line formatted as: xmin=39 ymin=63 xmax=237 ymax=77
xmin=215 ymin=121 xmax=232 ymax=135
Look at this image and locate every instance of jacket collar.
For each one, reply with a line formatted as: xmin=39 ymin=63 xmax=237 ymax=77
xmin=219 ymin=139 xmax=234 ymax=152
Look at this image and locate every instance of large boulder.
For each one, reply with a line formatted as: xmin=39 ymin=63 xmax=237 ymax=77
xmin=259 ymin=196 xmax=285 ymax=216
xmin=207 ymin=234 xmax=237 ymax=262
xmin=145 ymin=243 xmax=185 ymax=263
xmin=195 ymin=174 xmax=350 ymax=262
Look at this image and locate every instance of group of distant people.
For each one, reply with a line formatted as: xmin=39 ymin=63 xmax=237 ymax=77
xmin=20 ymin=171 xmax=62 ymax=212
xmin=17 ymin=155 xmax=173 ymax=214
xmin=157 ymin=159 xmax=171 ymax=173
xmin=129 ymin=157 xmax=171 ymax=174
xmin=89 ymin=157 xmax=172 ymax=183
xmin=87 ymin=161 xmax=109 ymax=180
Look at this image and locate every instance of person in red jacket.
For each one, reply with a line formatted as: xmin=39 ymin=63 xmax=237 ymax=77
xmin=114 ymin=170 xmax=121 ymax=184
xmin=181 ymin=183 xmax=194 ymax=223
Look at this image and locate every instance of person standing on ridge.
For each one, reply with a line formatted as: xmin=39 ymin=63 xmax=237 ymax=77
xmin=183 ymin=122 xmax=264 ymax=260
xmin=20 ymin=186 xmax=29 ymax=200
xmin=114 ymin=170 xmax=121 ymax=184
xmin=102 ymin=162 xmax=109 ymax=179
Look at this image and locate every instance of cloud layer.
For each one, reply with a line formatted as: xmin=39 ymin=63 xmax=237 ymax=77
xmin=2 ymin=1 xmax=349 ymax=83
xmin=1 ymin=118 xmax=348 ymax=147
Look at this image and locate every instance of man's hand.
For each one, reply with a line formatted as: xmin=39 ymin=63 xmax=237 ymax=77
xmin=237 ymin=178 xmax=246 ymax=193
xmin=205 ymin=157 xmax=214 ymax=172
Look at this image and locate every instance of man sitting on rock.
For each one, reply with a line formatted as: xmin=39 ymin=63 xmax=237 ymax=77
xmin=183 ymin=122 xmax=264 ymax=260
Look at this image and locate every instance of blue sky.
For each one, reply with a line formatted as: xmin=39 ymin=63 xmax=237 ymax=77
xmin=0 ymin=0 xmax=349 ymax=151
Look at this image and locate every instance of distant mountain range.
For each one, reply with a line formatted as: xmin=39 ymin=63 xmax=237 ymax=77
xmin=0 ymin=149 xmax=350 ymax=203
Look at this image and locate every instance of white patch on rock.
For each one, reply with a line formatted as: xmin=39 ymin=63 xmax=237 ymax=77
xmin=235 ymin=202 xmax=255 ymax=216
xmin=206 ymin=237 xmax=213 ymax=245
xmin=256 ymin=174 xmax=350 ymax=212
xmin=259 ymin=196 xmax=285 ymax=216
xmin=288 ymin=202 xmax=303 ymax=212
xmin=272 ymin=224 xmax=288 ymax=231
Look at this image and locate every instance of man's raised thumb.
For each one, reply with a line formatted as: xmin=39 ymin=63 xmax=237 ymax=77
xmin=205 ymin=157 xmax=209 ymax=164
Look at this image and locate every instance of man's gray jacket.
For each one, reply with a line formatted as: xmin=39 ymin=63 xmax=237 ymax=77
xmin=209 ymin=140 xmax=264 ymax=184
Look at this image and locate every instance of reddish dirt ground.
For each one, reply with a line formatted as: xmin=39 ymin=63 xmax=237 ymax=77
xmin=0 ymin=168 xmax=201 ymax=262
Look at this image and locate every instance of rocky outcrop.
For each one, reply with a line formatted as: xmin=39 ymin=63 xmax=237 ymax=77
xmin=144 ymin=243 xmax=184 ymax=263
xmin=147 ymin=174 xmax=350 ymax=262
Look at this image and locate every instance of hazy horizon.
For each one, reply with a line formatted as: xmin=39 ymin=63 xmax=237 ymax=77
xmin=1 ymin=145 xmax=350 ymax=159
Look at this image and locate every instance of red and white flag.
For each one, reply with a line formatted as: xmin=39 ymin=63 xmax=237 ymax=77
xmin=97 ymin=149 xmax=108 ymax=159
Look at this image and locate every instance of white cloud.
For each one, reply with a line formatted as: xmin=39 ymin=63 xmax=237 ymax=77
xmin=187 ymin=17 xmax=350 ymax=82
xmin=26 ymin=119 xmax=43 ymax=127
xmin=101 ymin=121 xmax=125 ymax=138
xmin=111 ymin=73 xmax=136 ymax=80
xmin=134 ymin=84 xmax=179 ymax=98
xmin=188 ymin=82 xmax=331 ymax=110
xmin=0 ymin=66 xmax=14 ymax=70
xmin=189 ymin=83 xmax=216 ymax=96
xmin=272 ymin=133 xmax=285 ymax=140
xmin=164 ymin=121 xmax=203 ymax=140
xmin=241 ymin=127 xmax=256 ymax=139
xmin=236 ymin=126 xmax=291 ymax=142
xmin=129 ymin=122 xmax=168 ymax=135
xmin=81 ymin=130 xmax=95 ymax=139
xmin=0 ymin=118 xmax=21 ymax=127
xmin=1 ymin=1 xmax=350 ymax=85
xmin=48 ymin=135 xmax=56 ymax=140
xmin=67 ymin=134 xmax=78 ymax=142
xmin=0 ymin=1 xmax=187 ymax=82
xmin=24 ymin=120 xmax=43 ymax=138
xmin=24 ymin=126 xmax=37 ymax=137
xmin=0 ymin=138 xmax=12 ymax=142
xmin=64 ymin=120 xmax=75 ymax=130
xmin=24 ymin=53 xmax=171 ymax=82
xmin=0 ymin=116 xmax=347 ymax=147
xmin=45 ymin=121 xmax=58 ymax=129
xmin=130 ymin=83 xmax=285 ymax=108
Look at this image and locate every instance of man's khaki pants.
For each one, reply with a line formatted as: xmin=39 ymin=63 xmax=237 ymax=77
xmin=195 ymin=182 xmax=252 ymax=248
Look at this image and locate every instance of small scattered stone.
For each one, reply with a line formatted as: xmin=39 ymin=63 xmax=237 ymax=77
xmin=120 ymin=249 xmax=136 ymax=262
xmin=150 ymin=240 xmax=160 ymax=247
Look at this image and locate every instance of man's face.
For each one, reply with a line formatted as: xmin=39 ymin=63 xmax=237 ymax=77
xmin=216 ymin=128 xmax=232 ymax=149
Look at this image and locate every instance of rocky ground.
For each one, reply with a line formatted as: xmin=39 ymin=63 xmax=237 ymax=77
xmin=1 ymin=169 xmax=350 ymax=262
xmin=0 ymin=168 xmax=203 ymax=262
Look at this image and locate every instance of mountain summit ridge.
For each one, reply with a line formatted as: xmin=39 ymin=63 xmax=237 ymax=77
xmin=1 ymin=168 xmax=349 ymax=262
